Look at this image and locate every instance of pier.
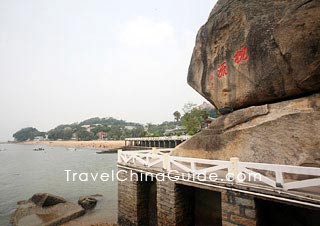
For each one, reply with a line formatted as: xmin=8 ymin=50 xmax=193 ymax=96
xmin=124 ymin=135 xmax=191 ymax=148
xmin=117 ymin=149 xmax=320 ymax=226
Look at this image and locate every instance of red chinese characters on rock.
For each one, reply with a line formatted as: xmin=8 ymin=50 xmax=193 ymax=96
xmin=213 ymin=46 xmax=248 ymax=81
xmin=217 ymin=62 xmax=228 ymax=78
xmin=234 ymin=45 xmax=249 ymax=64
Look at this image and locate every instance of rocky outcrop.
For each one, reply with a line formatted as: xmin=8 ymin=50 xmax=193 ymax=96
xmin=188 ymin=0 xmax=320 ymax=113
xmin=30 ymin=193 xmax=66 ymax=207
xmin=78 ymin=196 xmax=98 ymax=210
xmin=11 ymin=193 xmax=85 ymax=226
xmin=173 ymin=94 xmax=320 ymax=166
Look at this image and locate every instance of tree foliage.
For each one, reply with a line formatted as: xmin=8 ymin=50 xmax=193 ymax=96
xmin=47 ymin=124 xmax=77 ymax=140
xmin=146 ymin=121 xmax=180 ymax=137
xmin=173 ymin=111 xmax=181 ymax=122
xmin=13 ymin=127 xmax=44 ymax=141
xmin=46 ymin=117 xmax=146 ymax=141
xmin=76 ymin=128 xmax=94 ymax=141
xmin=181 ymin=105 xmax=209 ymax=135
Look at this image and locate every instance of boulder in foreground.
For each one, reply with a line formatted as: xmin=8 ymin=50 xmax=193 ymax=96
xmin=11 ymin=193 xmax=85 ymax=226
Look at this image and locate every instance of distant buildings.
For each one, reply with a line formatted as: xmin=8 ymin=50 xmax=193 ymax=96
xmin=33 ymin=136 xmax=45 ymax=141
xmin=81 ymin=125 xmax=94 ymax=132
xmin=71 ymin=133 xmax=78 ymax=141
xmin=164 ymin=126 xmax=186 ymax=136
xmin=97 ymin=131 xmax=107 ymax=140
xmin=125 ymin=126 xmax=136 ymax=130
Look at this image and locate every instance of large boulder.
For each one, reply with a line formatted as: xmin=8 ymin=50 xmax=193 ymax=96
xmin=188 ymin=0 xmax=320 ymax=113
xmin=172 ymin=93 xmax=320 ymax=166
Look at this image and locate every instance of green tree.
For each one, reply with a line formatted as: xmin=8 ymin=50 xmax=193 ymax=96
xmin=47 ymin=124 xmax=75 ymax=140
xmin=181 ymin=106 xmax=209 ymax=135
xmin=79 ymin=117 xmax=101 ymax=126
xmin=107 ymin=126 xmax=123 ymax=140
xmin=145 ymin=121 xmax=179 ymax=137
xmin=62 ymin=127 xmax=73 ymax=140
xmin=13 ymin=127 xmax=43 ymax=142
xmin=76 ymin=128 xmax=94 ymax=141
xmin=173 ymin=111 xmax=181 ymax=122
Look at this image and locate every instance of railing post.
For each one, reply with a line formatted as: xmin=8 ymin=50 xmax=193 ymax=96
xmin=275 ymin=170 xmax=284 ymax=188
xmin=117 ymin=149 xmax=122 ymax=163
xmin=145 ymin=155 xmax=149 ymax=166
xmin=229 ymin=157 xmax=240 ymax=182
xmin=152 ymin=147 xmax=157 ymax=159
xmin=163 ymin=153 xmax=171 ymax=171
xmin=191 ymin=161 xmax=196 ymax=173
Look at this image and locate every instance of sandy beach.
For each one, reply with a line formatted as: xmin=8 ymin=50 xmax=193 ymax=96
xmin=24 ymin=140 xmax=125 ymax=150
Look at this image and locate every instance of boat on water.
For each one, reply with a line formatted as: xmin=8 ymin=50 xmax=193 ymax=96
xmin=33 ymin=147 xmax=44 ymax=151
xmin=67 ymin=147 xmax=77 ymax=151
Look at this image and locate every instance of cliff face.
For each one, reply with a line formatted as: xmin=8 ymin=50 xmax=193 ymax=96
xmin=175 ymin=0 xmax=320 ymax=166
xmin=187 ymin=0 xmax=320 ymax=113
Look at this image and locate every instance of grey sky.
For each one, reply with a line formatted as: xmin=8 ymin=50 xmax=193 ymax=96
xmin=0 ymin=0 xmax=217 ymax=141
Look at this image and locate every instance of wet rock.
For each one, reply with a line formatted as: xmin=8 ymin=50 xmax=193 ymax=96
xmin=188 ymin=0 xmax=320 ymax=113
xmin=11 ymin=193 xmax=85 ymax=226
xmin=17 ymin=200 xmax=28 ymax=205
xmin=91 ymin=194 xmax=103 ymax=197
xmin=173 ymin=93 xmax=320 ymax=166
xmin=30 ymin=193 xmax=66 ymax=207
xmin=78 ymin=196 xmax=98 ymax=210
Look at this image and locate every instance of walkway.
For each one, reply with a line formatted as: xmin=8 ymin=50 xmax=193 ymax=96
xmin=117 ymin=148 xmax=320 ymax=208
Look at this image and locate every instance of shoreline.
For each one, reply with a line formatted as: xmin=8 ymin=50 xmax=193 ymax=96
xmin=22 ymin=140 xmax=125 ymax=150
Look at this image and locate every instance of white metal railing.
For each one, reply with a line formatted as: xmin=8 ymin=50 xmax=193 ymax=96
xmin=117 ymin=149 xmax=320 ymax=194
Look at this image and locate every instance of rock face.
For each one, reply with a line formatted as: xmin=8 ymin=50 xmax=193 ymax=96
xmin=188 ymin=0 xmax=320 ymax=113
xmin=173 ymin=94 xmax=320 ymax=166
xmin=78 ymin=196 xmax=98 ymax=210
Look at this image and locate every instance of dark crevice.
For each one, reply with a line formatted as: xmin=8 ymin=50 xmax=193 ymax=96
xmin=296 ymin=0 xmax=314 ymax=10
xmin=233 ymin=91 xmax=320 ymax=113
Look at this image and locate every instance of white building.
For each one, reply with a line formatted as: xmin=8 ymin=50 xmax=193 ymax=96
xmin=34 ymin=136 xmax=44 ymax=141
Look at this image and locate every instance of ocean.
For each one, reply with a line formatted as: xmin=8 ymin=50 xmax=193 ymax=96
xmin=0 ymin=143 xmax=117 ymax=225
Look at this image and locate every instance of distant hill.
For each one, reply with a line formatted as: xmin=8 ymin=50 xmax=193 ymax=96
xmin=46 ymin=117 xmax=145 ymax=141
xmin=13 ymin=102 xmax=219 ymax=141
xmin=79 ymin=117 xmax=142 ymax=127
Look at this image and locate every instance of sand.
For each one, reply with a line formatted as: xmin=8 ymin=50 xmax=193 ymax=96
xmin=24 ymin=140 xmax=125 ymax=150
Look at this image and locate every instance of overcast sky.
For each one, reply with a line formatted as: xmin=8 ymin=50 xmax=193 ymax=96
xmin=0 ymin=0 xmax=217 ymax=141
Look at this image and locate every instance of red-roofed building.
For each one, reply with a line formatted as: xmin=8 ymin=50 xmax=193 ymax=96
xmin=97 ymin=132 xmax=107 ymax=140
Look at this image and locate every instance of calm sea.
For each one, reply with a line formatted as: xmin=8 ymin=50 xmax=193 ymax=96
xmin=0 ymin=143 xmax=117 ymax=226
